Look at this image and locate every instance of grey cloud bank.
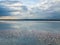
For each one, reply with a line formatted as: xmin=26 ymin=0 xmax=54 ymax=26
xmin=0 ymin=0 xmax=60 ymax=19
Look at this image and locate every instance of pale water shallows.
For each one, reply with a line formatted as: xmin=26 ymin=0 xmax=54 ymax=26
xmin=0 ymin=21 xmax=60 ymax=45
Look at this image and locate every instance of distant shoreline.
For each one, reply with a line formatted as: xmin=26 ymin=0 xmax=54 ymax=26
xmin=0 ymin=19 xmax=60 ymax=21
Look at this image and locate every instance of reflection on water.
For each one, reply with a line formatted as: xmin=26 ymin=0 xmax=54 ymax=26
xmin=0 ymin=21 xmax=60 ymax=45
xmin=0 ymin=22 xmax=14 ymax=30
xmin=0 ymin=21 xmax=60 ymax=32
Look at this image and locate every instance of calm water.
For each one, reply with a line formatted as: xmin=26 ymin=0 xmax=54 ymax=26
xmin=0 ymin=21 xmax=60 ymax=32
xmin=0 ymin=21 xmax=60 ymax=45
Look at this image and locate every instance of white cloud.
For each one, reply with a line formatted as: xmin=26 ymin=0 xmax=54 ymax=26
xmin=0 ymin=0 xmax=60 ymax=19
xmin=28 ymin=0 xmax=60 ymax=19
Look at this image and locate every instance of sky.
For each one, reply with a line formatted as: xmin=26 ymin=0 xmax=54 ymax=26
xmin=0 ymin=0 xmax=60 ymax=19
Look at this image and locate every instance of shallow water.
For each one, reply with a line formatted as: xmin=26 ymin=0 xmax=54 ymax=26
xmin=0 ymin=21 xmax=60 ymax=45
xmin=0 ymin=21 xmax=60 ymax=32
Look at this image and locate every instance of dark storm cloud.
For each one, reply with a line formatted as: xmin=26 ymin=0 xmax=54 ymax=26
xmin=47 ymin=11 xmax=60 ymax=19
xmin=0 ymin=5 xmax=11 ymax=16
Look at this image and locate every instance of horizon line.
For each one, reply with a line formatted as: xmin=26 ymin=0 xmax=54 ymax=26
xmin=0 ymin=19 xmax=60 ymax=21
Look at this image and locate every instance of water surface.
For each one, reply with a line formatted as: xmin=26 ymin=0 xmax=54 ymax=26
xmin=0 ymin=21 xmax=60 ymax=45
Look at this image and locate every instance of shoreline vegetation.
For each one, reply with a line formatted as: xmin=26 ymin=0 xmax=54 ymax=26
xmin=0 ymin=19 xmax=60 ymax=21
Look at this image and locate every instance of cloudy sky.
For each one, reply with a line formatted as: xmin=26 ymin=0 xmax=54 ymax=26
xmin=0 ymin=0 xmax=60 ymax=19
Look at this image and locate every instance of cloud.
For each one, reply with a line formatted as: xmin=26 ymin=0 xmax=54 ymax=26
xmin=28 ymin=0 xmax=60 ymax=19
xmin=0 ymin=1 xmax=23 ymax=16
xmin=0 ymin=0 xmax=60 ymax=19
xmin=0 ymin=5 xmax=11 ymax=16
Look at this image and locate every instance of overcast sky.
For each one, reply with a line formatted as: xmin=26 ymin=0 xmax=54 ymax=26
xmin=0 ymin=0 xmax=60 ymax=19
